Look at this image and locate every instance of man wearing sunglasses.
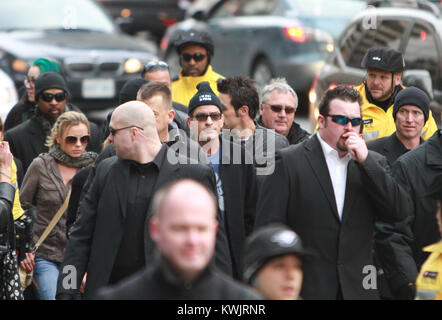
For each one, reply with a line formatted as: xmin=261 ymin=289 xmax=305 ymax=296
xmin=255 ymin=86 xmax=414 ymax=299
xmin=171 ymin=29 xmax=224 ymax=108
xmin=4 ymin=58 xmax=61 ymax=131
xmin=4 ymin=72 xmax=102 ymax=173
xmin=56 ymin=101 xmax=232 ymax=300
xmin=187 ymin=81 xmax=258 ymax=280
xmin=258 ymin=78 xmax=310 ymax=145
xmin=356 ymin=47 xmax=437 ymax=142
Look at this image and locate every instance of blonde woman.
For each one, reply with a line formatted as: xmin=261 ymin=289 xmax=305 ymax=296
xmin=19 ymin=111 xmax=97 ymax=300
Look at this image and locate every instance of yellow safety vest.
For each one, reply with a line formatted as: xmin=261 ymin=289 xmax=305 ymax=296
xmin=171 ymin=65 xmax=224 ymax=107
xmin=11 ymin=159 xmax=24 ymax=220
xmin=416 ymin=241 xmax=442 ymax=300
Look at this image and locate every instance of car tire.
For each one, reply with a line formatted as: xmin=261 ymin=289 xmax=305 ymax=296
xmin=251 ymin=58 xmax=274 ymax=91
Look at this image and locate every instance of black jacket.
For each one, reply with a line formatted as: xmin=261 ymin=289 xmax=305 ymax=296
xmin=4 ymin=111 xmax=102 ymax=174
xmin=392 ymin=130 xmax=442 ymax=268
xmin=367 ymin=132 xmax=422 ymax=165
xmin=56 ymin=144 xmax=232 ymax=299
xmin=257 ymin=116 xmax=310 ymax=145
xmin=255 ymin=134 xmax=413 ymax=299
xmin=93 ymin=253 xmax=261 ymax=300
xmin=367 ymin=132 xmax=420 ymax=299
xmin=4 ymin=93 xmax=36 ymax=132
xmin=215 ymin=136 xmax=258 ymax=279
xmin=0 ymin=183 xmax=16 ymax=253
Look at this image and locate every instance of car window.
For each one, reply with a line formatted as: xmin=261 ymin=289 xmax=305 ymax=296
xmin=239 ymin=0 xmax=278 ymax=15
xmin=0 ymin=0 xmax=115 ymax=33
xmin=289 ymin=0 xmax=366 ymax=17
xmin=211 ymin=0 xmax=241 ymax=18
xmin=341 ymin=18 xmax=409 ymax=69
xmin=404 ymin=23 xmax=440 ymax=85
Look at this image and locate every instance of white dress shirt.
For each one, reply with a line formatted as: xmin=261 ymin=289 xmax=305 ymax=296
xmin=317 ymin=133 xmax=352 ymax=220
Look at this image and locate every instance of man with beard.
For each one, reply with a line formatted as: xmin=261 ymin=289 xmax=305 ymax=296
xmin=255 ymin=86 xmax=413 ymax=299
xmin=355 ymin=47 xmax=437 ymax=142
xmin=4 ymin=72 xmax=101 ymax=173
xmin=171 ymin=29 xmax=224 ymax=107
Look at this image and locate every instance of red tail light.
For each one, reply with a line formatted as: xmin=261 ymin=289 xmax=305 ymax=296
xmin=160 ymin=37 xmax=169 ymax=52
xmin=163 ymin=19 xmax=178 ymax=27
xmin=284 ymin=27 xmax=306 ymax=43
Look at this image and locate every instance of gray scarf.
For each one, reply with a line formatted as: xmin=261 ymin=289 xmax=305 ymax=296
xmin=48 ymin=145 xmax=97 ymax=168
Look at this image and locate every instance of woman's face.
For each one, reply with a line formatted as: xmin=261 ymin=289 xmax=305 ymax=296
xmin=56 ymin=123 xmax=89 ymax=158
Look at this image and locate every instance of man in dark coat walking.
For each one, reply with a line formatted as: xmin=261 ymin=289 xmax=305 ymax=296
xmin=255 ymin=86 xmax=413 ymax=299
xmin=93 ymin=179 xmax=261 ymax=300
xmin=187 ymin=81 xmax=258 ymax=280
xmin=392 ymin=128 xmax=442 ymax=269
xmin=56 ymin=101 xmax=232 ymax=299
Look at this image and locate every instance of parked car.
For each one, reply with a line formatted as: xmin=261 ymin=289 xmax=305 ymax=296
xmin=161 ymin=0 xmax=367 ymax=111
xmin=96 ymin=0 xmax=191 ymax=42
xmin=0 ymin=0 xmax=157 ymax=117
xmin=309 ymin=1 xmax=442 ymax=128
xmin=0 ymin=69 xmax=18 ymax=122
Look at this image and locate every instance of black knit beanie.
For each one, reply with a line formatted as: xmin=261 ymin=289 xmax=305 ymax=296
xmin=34 ymin=72 xmax=69 ymax=100
xmin=188 ymin=81 xmax=222 ymax=116
xmin=393 ymin=86 xmax=430 ymax=122
xmin=119 ymin=78 xmax=148 ymax=104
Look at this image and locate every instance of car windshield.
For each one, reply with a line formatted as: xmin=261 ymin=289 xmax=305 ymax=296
xmin=290 ymin=0 xmax=367 ymax=17
xmin=0 ymin=0 xmax=115 ymax=33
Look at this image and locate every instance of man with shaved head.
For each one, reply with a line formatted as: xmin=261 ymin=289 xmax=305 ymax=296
xmin=95 ymin=179 xmax=260 ymax=299
xmin=56 ymin=101 xmax=232 ymax=300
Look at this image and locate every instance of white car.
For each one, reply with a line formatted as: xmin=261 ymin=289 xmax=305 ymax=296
xmin=0 ymin=69 xmax=18 ymax=123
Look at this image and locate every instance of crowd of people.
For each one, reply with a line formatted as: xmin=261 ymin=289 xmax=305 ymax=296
xmin=0 ymin=29 xmax=441 ymax=301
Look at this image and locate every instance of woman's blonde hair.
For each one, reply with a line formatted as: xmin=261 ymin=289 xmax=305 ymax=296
xmin=45 ymin=111 xmax=90 ymax=148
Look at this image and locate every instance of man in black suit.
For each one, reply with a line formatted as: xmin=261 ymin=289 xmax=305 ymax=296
xmin=187 ymin=81 xmax=258 ymax=280
xmin=255 ymin=86 xmax=413 ymax=299
xmin=94 ymin=179 xmax=261 ymax=300
xmin=56 ymin=101 xmax=231 ymax=299
xmin=367 ymin=86 xmax=430 ymax=164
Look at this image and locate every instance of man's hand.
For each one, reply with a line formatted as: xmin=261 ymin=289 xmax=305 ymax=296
xmin=343 ymin=132 xmax=368 ymax=163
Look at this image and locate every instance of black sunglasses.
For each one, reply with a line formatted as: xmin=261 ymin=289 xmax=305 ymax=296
xmin=326 ymin=114 xmax=362 ymax=127
xmin=181 ymin=53 xmax=206 ymax=62
xmin=109 ymin=125 xmax=144 ymax=136
xmin=142 ymin=61 xmax=169 ymax=74
xmin=65 ymin=135 xmax=90 ymax=145
xmin=41 ymin=92 xmax=66 ymax=102
xmin=193 ymin=112 xmax=222 ymax=122
xmin=266 ymin=104 xmax=295 ymax=114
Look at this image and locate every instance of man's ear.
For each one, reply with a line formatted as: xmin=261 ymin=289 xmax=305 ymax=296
xmin=149 ymin=217 xmax=160 ymax=244
xmin=317 ymin=114 xmax=326 ymax=129
xmin=168 ymin=109 xmax=175 ymax=124
xmin=239 ymin=105 xmax=249 ymax=117
xmin=394 ymin=73 xmax=402 ymax=86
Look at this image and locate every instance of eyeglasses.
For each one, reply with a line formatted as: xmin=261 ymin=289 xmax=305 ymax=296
xmin=142 ymin=61 xmax=169 ymax=74
xmin=41 ymin=92 xmax=66 ymax=102
xmin=181 ymin=53 xmax=206 ymax=62
xmin=65 ymin=135 xmax=90 ymax=145
xmin=193 ymin=112 xmax=222 ymax=122
xmin=265 ymin=104 xmax=296 ymax=114
xmin=326 ymin=114 xmax=362 ymax=127
xmin=109 ymin=125 xmax=144 ymax=136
